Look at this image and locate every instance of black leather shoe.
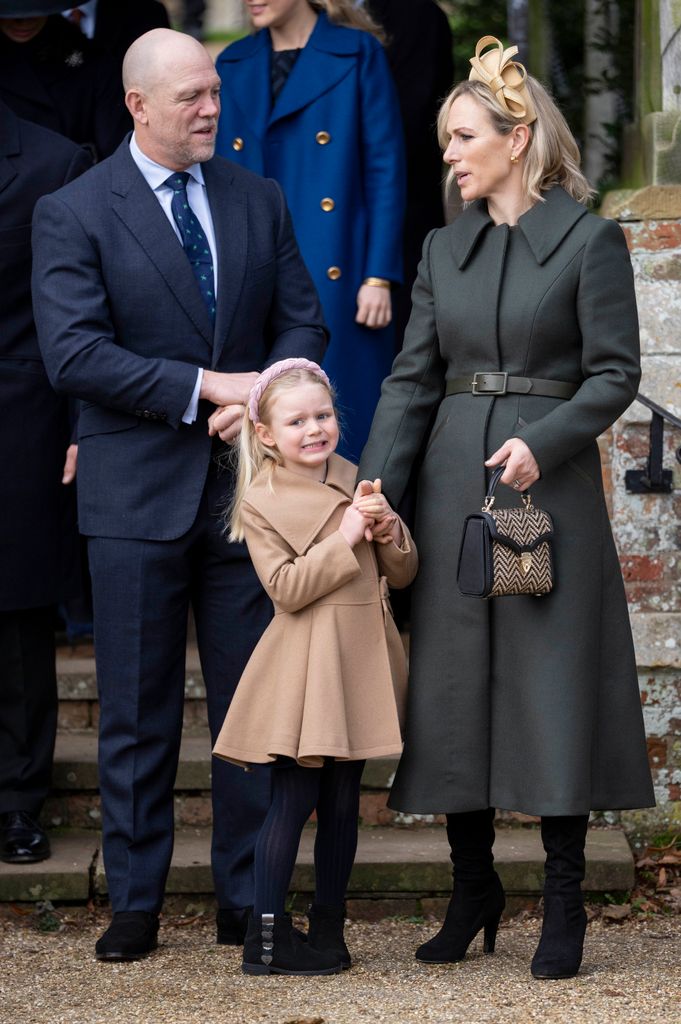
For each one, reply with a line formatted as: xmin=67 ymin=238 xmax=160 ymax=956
xmin=0 ymin=811 xmax=50 ymax=864
xmin=95 ymin=912 xmax=159 ymax=961
xmin=216 ymin=906 xmax=251 ymax=945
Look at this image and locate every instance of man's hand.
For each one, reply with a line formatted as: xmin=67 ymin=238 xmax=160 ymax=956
xmin=355 ymin=284 xmax=391 ymax=329
xmin=62 ymin=443 xmax=78 ymax=484
xmin=200 ymin=370 xmax=259 ymax=408
xmin=208 ymin=404 xmax=245 ymax=443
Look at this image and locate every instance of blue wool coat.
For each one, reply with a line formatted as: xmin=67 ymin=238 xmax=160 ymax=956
xmin=216 ymin=12 xmax=406 ymax=461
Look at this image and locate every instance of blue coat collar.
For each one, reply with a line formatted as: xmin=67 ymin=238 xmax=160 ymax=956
xmin=217 ymin=12 xmax=362 ymax=129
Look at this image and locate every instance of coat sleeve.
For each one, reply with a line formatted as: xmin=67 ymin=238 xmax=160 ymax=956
xmin=358 ymin=229 xmax=446 ymax=507
xmin=375 ymin=519 xmax=418 ymax=589
xmin=32 ymin=193 xmax=199 ymax=428
xmin=359 ymin=38 xmax=406 ymax=284
xmin=261 ymin=179 xmax=329 ymax=365
xmin=242 ymin=504 xmax=362 ymax=613
xmin=514 ymin=218 xmax=641 ymax=474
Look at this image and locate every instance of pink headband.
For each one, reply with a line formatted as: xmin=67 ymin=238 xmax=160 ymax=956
xmin=247 ymin=358 xmax=331 ymax=423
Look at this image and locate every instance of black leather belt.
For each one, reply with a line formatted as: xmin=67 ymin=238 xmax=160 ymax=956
xmin=446 ymin=372 xmax=578 ymax=400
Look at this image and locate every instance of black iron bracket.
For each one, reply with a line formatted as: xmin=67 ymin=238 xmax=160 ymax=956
xmin=625 ymin=393 xmax=681 ymax=494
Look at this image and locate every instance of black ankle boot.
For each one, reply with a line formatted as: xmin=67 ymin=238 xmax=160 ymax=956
xmin=416 ymin=872 xmax=505 ymax=963
xmin=307 ymin=902 xmax=351 ymax=969
xmin=531 ymin=815 xmax=589 ymax=980
xmin=242 ymin=913 xmax=343 ymax=976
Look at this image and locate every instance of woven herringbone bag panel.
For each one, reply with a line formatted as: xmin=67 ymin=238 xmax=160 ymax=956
xmin=489 ymin=507 xmax=554 ymax=597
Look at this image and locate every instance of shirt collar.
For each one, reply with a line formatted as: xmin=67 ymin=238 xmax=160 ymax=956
xmin=129 ymin=132 xmax=206 ymax=193
xmin=64 ymin=1 xmax=98 ymax=20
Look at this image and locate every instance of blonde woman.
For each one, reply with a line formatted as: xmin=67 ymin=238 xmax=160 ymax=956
xmin=215 ymin=0 xmax=405 ymax=463
xmin=358 ymin=37 xmax=654 ymax=979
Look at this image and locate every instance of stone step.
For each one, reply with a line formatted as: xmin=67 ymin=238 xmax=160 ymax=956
xmin=46 ymin=732 xmax=402 ymax=830
xmin=0 ymin=826 xmax=635 ymax=905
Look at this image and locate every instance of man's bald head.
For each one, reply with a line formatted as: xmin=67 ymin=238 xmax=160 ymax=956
xmin=123 ymin=29 xmax=222 ymax=172
xmin=123 ymin=29 xmax=213 ymax=96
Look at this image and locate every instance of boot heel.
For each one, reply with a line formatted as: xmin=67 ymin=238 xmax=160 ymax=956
xmin=483 ymin=913 xmax=501 ymax=954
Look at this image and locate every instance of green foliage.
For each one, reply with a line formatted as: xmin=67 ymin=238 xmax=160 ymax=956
xmin=439 ymin=0 xmax=507 ymax=81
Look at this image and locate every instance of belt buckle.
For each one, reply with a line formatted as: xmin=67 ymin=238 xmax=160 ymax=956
xmin=471 ymin=371 xmax=508 ymax=395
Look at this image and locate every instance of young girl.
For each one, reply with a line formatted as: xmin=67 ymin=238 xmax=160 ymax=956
xmin=213 ymin=358 xmax=417 ymax=976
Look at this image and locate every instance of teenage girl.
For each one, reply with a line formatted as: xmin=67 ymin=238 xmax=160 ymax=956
xmin=213 ymin=358 xmax=417 ymax=976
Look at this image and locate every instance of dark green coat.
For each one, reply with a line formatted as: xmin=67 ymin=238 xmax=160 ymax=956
xmin=358 ymin=186 xmax=655 ymax=816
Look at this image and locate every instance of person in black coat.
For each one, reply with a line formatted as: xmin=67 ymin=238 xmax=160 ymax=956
xmin=366 ymin=0 xmax=453 ymax=351
xmin=63 ymin=0 xmax=170 ymax=69
xmin=0 ymin=98 xmax=91 ymax=864
xmin=0 ymin=1 xmax=130 ymax=160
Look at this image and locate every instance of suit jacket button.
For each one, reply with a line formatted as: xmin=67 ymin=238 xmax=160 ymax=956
xmin=320 ymin=197 xmax=335 ymax=212
xmin=159 ymin=411 xmax=167 ymax=420
xmin=232 ymin=137 xmax=244 ymax=151
xmin=315 ymin=131 xmax=331 ymax=145
xmin=327 ymin=266 xmax=342 ymax=280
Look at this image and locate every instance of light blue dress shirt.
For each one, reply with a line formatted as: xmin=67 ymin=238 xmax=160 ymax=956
xmin=62 ymin=1 xmax=98 ymax=38
xmin=129 ymin=133 xmax=220 ymax=424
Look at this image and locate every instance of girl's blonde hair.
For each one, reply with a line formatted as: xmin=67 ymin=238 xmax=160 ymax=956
xmin=437 ymin=78 xmax=595 ymax=206
xmin=308 ymin=0 xmax=386 ymax=42
xmin=228 ymin=368 xmax=337 ymax=542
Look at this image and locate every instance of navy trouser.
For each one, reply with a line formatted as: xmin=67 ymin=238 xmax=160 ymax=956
xmin=88 ymin=461 xmax=272 ymax=914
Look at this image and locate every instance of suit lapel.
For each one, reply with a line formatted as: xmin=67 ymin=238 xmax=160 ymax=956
xmin=269 ymin=13 xmax=358 ymax=128
xmin=0 ymin=103 xmax=19 ymax=194
xmin=203 ymin=159 xmax=248 ymax=368
xmin=109 ymin=141 xmax=214 ymax=351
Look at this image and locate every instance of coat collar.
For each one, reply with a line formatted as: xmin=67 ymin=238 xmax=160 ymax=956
xmin=217 ymin=12 xmax=360 ymax=131
xmin=450 ymin=186 xmax=588 ymax=269
xmin=244 ymin=453 xmax=356 ymax=555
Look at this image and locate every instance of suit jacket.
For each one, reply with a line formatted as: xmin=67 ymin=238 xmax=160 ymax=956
xmin=31 ymin=136 xmax=327 ymax=542
xmin=93 ymin=0 xmax=170 ymax=67
xmin=0 ymin=15 xmax=130 ymax=161
xmin=0 ymin=100 xmax=91 ymax=609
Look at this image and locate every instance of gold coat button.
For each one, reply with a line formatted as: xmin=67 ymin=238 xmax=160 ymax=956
xmin=320 ymin=197 xmax=335 ymax=212
xmin=327 ymin=266 xmax=342 ymax=280
xmin=315 ymin=131 xmax=331 ymax=145
xmin=232 ymin=137 xmax=244 ymax=151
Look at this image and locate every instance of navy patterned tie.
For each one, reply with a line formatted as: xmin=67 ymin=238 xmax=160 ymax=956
xmin=164 ymin=172 xmax=216 ymax=323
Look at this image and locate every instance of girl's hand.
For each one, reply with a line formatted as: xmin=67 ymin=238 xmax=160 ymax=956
xmin=355 ymin=479 xmax=403 ymax=546
xmin=339 ymin=504 xmax=374 ymax=548
xmin=355 ymin=284 xmax=392 ymax=329
xmin=208 ymin=404 xmax=245 ymax=442
xmin=485 ymin=438 xmax=540 ymax=491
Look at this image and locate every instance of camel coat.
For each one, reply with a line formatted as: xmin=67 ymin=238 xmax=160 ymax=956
xmin=358 ymin=186 xmax=655 ymax=816
xmin=213 ymin=454 xmax=418 ymax=768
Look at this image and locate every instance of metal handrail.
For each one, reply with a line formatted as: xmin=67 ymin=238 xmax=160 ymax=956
xmin=625 ymin=392 xmax=681 ymax=494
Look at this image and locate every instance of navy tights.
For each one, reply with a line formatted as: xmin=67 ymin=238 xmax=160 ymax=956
xmin=253 ymin=758 xmax=366 ymax=915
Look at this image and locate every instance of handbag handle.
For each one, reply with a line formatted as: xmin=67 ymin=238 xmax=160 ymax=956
xmin=483 ymin=465 xmax=532 ymax=511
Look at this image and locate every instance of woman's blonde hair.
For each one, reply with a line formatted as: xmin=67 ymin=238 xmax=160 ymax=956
xmin=437 ymin=78 xmax=595 ymax=206
xmin=228 ymin=368 xmax=337 ymax=542
xmin=308 ymin=0 xmax=386 ymax=42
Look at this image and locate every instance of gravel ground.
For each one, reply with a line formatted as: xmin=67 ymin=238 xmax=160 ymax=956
xmin=0 ymin=910 xmax=679 ymax=1024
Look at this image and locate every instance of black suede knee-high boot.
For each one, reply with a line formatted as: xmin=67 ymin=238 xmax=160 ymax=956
xmin=416 ymin=808 xmax=505 ymax=964
xmin=531 ymin=815 xmax=589 ymax=980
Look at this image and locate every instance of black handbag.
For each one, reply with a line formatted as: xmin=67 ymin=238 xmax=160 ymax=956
xmin=457 ymin=467 xmax=555 ymax=598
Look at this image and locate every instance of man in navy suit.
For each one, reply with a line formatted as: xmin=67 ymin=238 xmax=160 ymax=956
xmin=32 ymin=29 xmax=327 ymax=961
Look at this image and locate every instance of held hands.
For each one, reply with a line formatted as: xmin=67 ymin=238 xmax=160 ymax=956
xmin=485 ymin=437 xmax=540 ymax=491
xmin=353 ymin=479 xmax=403 ymax=546
xmin=355 ymin=284 xmax=392 ymax=330
xmin=208 ymin=404 xmax=245 ymax=442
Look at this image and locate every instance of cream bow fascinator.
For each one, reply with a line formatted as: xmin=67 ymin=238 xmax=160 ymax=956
xmin=468 ymin=35 xmax=537 ymax=125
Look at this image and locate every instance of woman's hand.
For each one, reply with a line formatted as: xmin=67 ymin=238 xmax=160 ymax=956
xmin=485 ymin=438 xmax=540 ymax=491
xmin=208 ymin=404 xmax=245 ymax=442
xmin=355 ymin=284 xmax=392 ymax=330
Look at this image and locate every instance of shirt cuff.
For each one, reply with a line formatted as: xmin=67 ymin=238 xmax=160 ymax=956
xmin=182 ymin=368 xmax=203 ymax=424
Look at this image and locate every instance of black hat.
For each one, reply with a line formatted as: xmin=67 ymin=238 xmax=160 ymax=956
xmin=0 ymin=1 xmax=75 ymax=16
